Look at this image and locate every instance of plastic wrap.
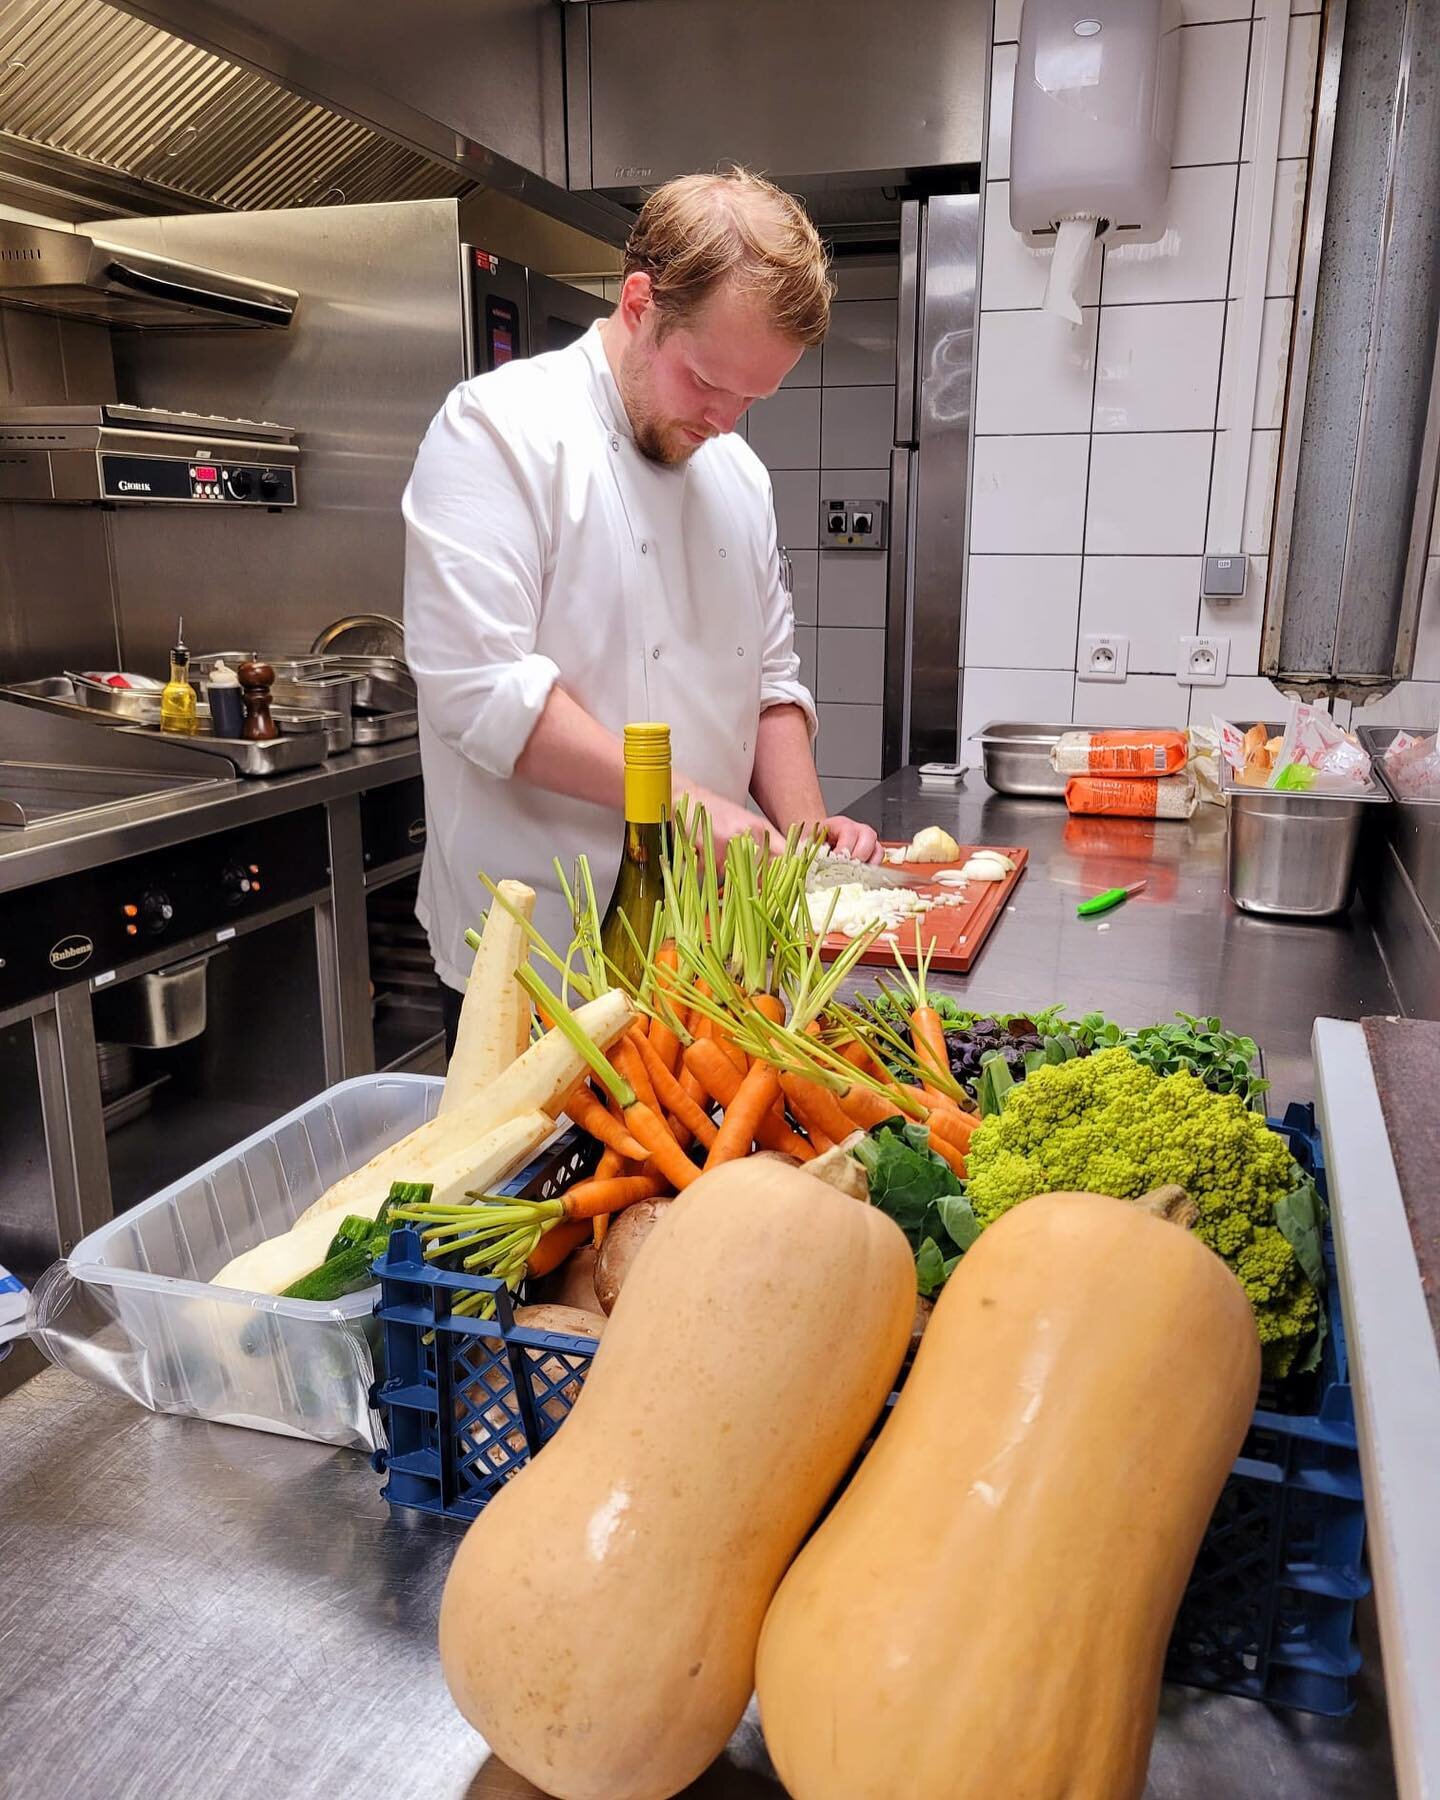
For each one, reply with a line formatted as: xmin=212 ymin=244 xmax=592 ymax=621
xmin=1064 ymin=773 xmax=1198 ymax=819
xmin=1050 ymin=728 xmax=1189 ymax=777
xmin=1216 ymin=703 xmax=1374 ymax=793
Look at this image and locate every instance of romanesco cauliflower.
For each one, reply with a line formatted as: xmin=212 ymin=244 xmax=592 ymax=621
xmin=965 ymin=1049 xmax=1316 ymax=1375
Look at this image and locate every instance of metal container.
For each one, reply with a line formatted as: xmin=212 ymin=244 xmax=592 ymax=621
xmin=1223 ymin=759 xmax=1389 ymax=918
xmin=192 ymin=654 xmax=361 ymax=726
xmin=1358 ymin=724 xmax=1440 ymax=927
xmin=93 ymin=950 xmax=219 ymax=1048
xmin=971 ymin=722 xmax=1070 ymax=797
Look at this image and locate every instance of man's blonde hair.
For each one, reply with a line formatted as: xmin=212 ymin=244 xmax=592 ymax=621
xmin=622 ymin=168 xmax=832 ymax=347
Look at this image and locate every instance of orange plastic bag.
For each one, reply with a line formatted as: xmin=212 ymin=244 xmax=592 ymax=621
xmin=1052 ymin=729 xmax=1189 ymax=777
xmin=1064 ymin=774 xmax=1198 ymax=819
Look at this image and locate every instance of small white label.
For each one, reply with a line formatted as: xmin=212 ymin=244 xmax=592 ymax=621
xmin=216 ymin=927 xmax=237 ymax=943
xmin=92 ymin=969 xmax=116 ymax=988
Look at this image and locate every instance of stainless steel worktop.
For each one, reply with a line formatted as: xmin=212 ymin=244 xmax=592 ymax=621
xmin=0 ymin=736 xmax=421 ymax=895
xmin=0 ymin=768 xmax=1401 ymax=1799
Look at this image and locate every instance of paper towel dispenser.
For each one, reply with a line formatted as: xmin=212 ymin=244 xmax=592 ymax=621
xmin=1009 ymin=0 xmax=1181 ymax=247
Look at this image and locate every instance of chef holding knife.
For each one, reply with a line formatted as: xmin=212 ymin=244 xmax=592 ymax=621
xmin=403 ymin=167 xmax=882 ymax=1051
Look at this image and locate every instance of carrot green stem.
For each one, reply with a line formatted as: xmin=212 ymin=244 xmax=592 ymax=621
xmin=514 ymin=965 xmax=634 ymax=1108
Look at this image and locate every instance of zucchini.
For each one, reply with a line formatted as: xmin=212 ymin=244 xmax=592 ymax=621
xmin=281 ymin=1183 xmax=432 ymax=1302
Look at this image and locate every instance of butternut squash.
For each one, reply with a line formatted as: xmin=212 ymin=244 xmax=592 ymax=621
xmin=756 ymin=1189 xmax=1261 ymax=1800
xmin=438 ymin=1158 xmax=915 ymax=1800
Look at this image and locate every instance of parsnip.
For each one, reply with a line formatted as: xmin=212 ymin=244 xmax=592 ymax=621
xmin=440 ymin=880 xmax=535 ymax=1116
xmin=291 ymin=989 xmax=634 ymax=1227
xmin=212 ymin=1109 xmax=554 ymax=1294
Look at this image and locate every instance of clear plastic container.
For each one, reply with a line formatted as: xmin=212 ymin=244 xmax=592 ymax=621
xmin=31 ymin=1074 xmax=446 ymax=1450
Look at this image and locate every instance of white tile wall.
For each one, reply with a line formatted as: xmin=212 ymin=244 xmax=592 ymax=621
xmin=1086 ymin=434 xmax=1214 ymax=556
xmin=1350 ymin=684 xmax=1440 ymax=730
xmin=816 ymin=702 xmax=884 ymax=778
xmin=788 ymin=548 xmax=818 ymax=626
xmin=1079 ymin=558 xmax=1201 ymax=674
xmin=971 ymin=435 xmax=1090 ymax=553
xmin=1073 ymin=674 xmax=1185 ymax=727
xmin=821 ymin=386 xmax=894 ymax=468
xmin=819 ymin=551 xmax=888 ymax=628
xmin=964 ymin=0 xmax=1321 ymax=738
xmin=747 ymin=387 xmax=820 ymax=470
xmin=1103 ymin=165 xmax=1239 ymax=305
xmin=750 ymin=250 xmax=902 ymax=791
xmin=818 ymin=628 xmax=887 ymax=704
xmin=976 ymin=308 xmax=1098 ymax=434
xmin=967 ymin=554 xmax=1083 ymax=670
xmin=982 ymin=183 xmax=1104 ymax=312
xmin=989 ymin=44 xmax=1017 ymax=181
xmin=823 ymin=300 xmax=898 ymax=386
xmin=1173 ymin=22 xmax=1250 ymax=167
xmin=962 ymin=667 xmax=1076 ymax=741
xmin=1093 ymin=302 xmax=1225 ymax=432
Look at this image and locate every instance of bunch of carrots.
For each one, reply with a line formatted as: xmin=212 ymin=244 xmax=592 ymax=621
xmin=393 ymin=812 xmax=980 ymax=1310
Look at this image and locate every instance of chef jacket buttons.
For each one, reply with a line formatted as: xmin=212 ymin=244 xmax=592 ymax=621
xmin=640 ymin=541 xmax=649 ymax=555
xmin=736 ymin=646 xmax=745 ymax=657
xmin=610 ymin=436 xmax=620 ymax=451
xmin=651 ymin=647 xmax=661 ymax=660
xmin=718 ymin=547 xmax=727 ymax=559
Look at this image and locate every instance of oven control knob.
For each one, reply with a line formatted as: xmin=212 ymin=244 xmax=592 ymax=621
xmin=226 ymin=468 xmax=253 ymax=499
xmin=220 ymin=861 xmax=253 ymax=907
xmin=258 ymin=470 xmax=281 ymax=499
xmin=140 ymin=888 xmax=174 ymax=935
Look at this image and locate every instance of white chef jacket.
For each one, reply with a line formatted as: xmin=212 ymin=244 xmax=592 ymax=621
xmin=403 ymin=323 xmax=816 ymax=989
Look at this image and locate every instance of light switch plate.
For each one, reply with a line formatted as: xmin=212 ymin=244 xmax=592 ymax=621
xmin=1202 ymin=554 xmax=1248 ymax=599
xmin=1178 ymin=635 xmax=1230 ymax=685
xmin=1079 ymin=634 xmax=1129 ymax=682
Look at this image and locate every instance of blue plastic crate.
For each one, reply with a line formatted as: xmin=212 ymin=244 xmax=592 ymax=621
xmin=372 ymin=1103 xmax=1366 ymax=1715
xmin=1163 ymin=1101 xmax=1368 ymax=1717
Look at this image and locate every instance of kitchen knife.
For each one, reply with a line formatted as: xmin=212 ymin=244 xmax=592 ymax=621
xmin=1076 ymin=878 xmax=1148 ymax=917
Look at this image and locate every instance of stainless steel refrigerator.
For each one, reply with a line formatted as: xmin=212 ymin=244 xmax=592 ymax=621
xmin=883 ymin=193 xmax=980 ymax=771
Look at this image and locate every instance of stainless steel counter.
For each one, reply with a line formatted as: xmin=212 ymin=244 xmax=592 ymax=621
xmin=0 ymin=768 xmax=1401 ymax=1799
xmin=0 ymin=735 xmax=421 ymax=895
xmin=865 ymin=768 xmax=1395 ymax=1109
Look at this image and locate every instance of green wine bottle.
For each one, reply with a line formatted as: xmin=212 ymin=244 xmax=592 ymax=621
xmin=600 ymin=722 xmax=672 ymax=991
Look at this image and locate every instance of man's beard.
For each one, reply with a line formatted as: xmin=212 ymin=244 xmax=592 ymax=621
xmin=616 ymin=338 xmax=703 ymax=468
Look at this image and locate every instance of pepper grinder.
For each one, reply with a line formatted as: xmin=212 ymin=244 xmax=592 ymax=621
xmin=238 ymin=660 xmax=279 ymax=742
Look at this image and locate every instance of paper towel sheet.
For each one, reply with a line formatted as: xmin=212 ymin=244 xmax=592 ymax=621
xmin=1044 ymin=216 xmax=1099 ymax=325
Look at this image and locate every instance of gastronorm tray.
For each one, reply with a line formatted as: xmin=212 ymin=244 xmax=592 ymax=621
xmin=1221 ymin=730 xmax=1388 ymax=918
xmin=973 ymin=721 xmax=1186 ymax=799
xmin=352 ymin=706 xmax=418 ymax=745
xmin=373 ymin=1104 xmax=1366 ymax=1718
xmin=815 ymin=843 xmax=1027 ymax=972
xmin=0 ymin=676 xmax=332 ymax=776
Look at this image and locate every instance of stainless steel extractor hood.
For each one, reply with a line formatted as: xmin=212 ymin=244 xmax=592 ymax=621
xmin=0 ymin=221 xmax=297 ymax=329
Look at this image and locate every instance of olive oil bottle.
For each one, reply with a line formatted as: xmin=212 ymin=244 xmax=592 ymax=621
xmin=159 ymin=616 xmax=199 ymax=736
xmin=599 ymin=722 xmax=672 ymax=989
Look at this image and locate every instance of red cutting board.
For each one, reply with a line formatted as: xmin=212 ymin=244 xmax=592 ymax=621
xmin=818 ymin=843 xmax=1028 ymax=973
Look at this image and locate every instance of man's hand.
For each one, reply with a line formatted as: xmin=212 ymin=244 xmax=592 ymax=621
xmin=822 ymin=814 xmax=882 ymax=864
xmin=682 ymin=785 xmax=788 ymax=859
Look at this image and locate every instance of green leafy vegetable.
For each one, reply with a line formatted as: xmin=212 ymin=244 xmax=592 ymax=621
xmin=854 ymin=1123 xmax=978 ymax=1297
xmin=1081 ymin=1012 xmax=1267 ymax=1109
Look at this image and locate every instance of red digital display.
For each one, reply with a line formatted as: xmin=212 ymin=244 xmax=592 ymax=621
xmin=192 ymin=465 xmax=218 ymax=483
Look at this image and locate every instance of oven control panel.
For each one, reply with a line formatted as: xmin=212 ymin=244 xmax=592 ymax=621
xmin=100 ymin=453 xmax=298 ymax=506
xmin=0 ymin=807 xmax=328 ymax=1010
xmin=360 ymin=776 xmax=427 ymax=875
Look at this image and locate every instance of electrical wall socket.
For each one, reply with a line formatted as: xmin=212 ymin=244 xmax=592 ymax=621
xmin=1079 ymin=634 xmax=1129 ymax=682
xmin=1178 ymin=635 xmax=1230 ymax=685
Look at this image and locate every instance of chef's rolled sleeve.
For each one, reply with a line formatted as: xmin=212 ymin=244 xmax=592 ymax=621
xmin=402 ymin=383 xmax=561 ymax=779
xmin=757 ymin=478 xmax=818 ymax=738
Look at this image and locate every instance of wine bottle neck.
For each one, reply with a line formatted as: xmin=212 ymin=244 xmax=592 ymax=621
xmin=623 ymin=760 xmax=670 ymax=826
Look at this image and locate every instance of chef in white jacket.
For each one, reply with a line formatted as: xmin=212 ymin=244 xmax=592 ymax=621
xmin=403 ymin=168 xmax=880 ymax=1047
